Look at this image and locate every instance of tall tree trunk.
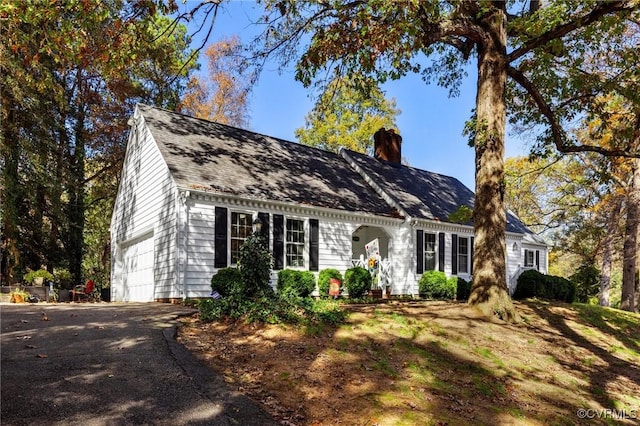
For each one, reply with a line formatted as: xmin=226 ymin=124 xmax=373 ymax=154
xmin=621 ymin=157 xmax=640 ymax=312
xmin=67 ymin=104 xmax=87 ymax=287
xmin=1 ymin=104 xmax=23 ymax=285
xmin=468 ymin=4 xmax=518 ymax=322
xmin=600 ymin=197 xmax=623 ymax=307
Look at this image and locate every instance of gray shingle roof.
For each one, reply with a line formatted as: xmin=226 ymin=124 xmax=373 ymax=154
xmin=138 ymin=104 xmax=396 ymax=217
xmin=137 ymin=104 xmax=533 ymax=234
xmin=343 ymin=150 xmax=531 ymax=234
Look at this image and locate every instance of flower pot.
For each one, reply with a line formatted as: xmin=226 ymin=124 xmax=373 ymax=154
xmin=58 ymin=289 xmax=70 ymax=303
xmin=34 ymin=277 xmax=44 ymax=286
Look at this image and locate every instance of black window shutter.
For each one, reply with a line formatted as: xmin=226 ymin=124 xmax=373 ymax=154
xmin=535 ymin=250 xmax=540 ymax=270
xmin=309 ymin=219 xmax=319 ymax=271
xmin=438 ymin=232 xmax=445 ymax=272
xmin=470 ymin=237 xmax=475 ymax=275
xmin=214 ymin=207 xmax=228 ymax=268
xmin=416 ymin=230 xmax=424 ymax=274
xmin=258 ymin=212 xmax=270 ymax=247
xmin=273 ymin=214 xmax=284 ymax=270
xmin=451 ymin=234 xmax=458 ymax=275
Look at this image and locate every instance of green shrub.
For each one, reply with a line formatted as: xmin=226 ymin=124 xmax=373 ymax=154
xmin=455 ymin=277 xmax=472 ymax=301
xmin=196 ymin=287 xmax=348 ymax=326
xmin=306 ymin=298 xmax=349 ymax=325
xmin=514 ymin=269 xmax=576 ymax=303
xmin=318 ymin=268 xmax=343 ymax=298
xmin=344 ymin=266 xmax=372 ymax=298
xmin=513 ymin=269 xmax=546 ymax=299
xmin=277 ymin=269 xmax=316 ymax=298
xmin=238 ymin=233 xmax=274 ymax=298
xmin=210 ymin=267 xmax=243 ymax=297
xmin=419 ymin=270 xmax=455 ymax=300
xmin=53 ymin=268 xmax=73 ymax=290
xmin=570 ymin=264 xmax=600 ymax=303
xmin=547 ymin=275 xmax=575 ymax=303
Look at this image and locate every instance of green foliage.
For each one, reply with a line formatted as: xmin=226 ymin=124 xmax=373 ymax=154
xmin=570 ymin=264 xmax=601 ymax=303
xmin=237 ymin=234 xmax=274 ymax=298
xmin=344 ymin=266 xmax=372 ymax=299
xmin=295 ymin=75 xmax=400 ymax=154
xmin=419 ymin=271 xmax=455 ymax=300
xmin=448 ymin=205 xmax=473 ymax=224
xmin=514 ymin=270 xmax=548 ymax=299
xmin=306 ymin=298 xmax=349 ymax=325
xmin=514 ymin=269 xmax=576 ymax=303
xmin=53 ymin=268 xmax=73 ymax=290
xmin=277 ymin=269 xmax=317 ymax=298
xmin=1 ymin=2 xmax=197 ymax=285
xmin=210 ymin=267 xmax=243 ymax=297
xmin=23 ymin=269 xmax=54 ymax=285
xmin=317 ymin=268 xmax=343 ymax=297
xmin=196 ymin=288 xmax=347 ymax=326
xmin=455 ymin=277 xmax=472 ymax=301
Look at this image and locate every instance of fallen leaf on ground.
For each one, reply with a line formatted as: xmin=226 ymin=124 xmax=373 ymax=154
xmin=36 ymin=354 xmax=48 ymax=358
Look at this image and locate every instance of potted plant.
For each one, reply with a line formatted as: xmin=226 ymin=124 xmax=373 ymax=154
xmin=24 ymin=269 xmax=54 ymax=287
xmin=54 ymin=269 xmax=73 ymax=302
xmin=10 ymin=288 xmax=30 ymax=303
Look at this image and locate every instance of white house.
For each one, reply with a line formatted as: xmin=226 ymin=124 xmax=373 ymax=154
xmin=110 ymin=104 xmax=548 ymax=302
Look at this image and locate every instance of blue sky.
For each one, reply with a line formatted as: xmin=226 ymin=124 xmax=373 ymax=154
xmin=182 ymin=1 xmax=530 ymax=189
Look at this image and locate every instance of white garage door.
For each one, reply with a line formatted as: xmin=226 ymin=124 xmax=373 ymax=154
xmin=121 ymin=234 xmax=155 ymax=302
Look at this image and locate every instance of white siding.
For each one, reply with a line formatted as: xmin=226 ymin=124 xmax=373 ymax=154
xmin=184 ymin=205 xmax=216 ymax=297
xmin=110 ymin=109 xmax=178 ymax=301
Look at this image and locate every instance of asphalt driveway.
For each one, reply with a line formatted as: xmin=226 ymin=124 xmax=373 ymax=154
xmin=1 ymin=303 xmax=276 ymax=425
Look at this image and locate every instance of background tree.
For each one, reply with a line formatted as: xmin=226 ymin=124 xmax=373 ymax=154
xmin=245 ymin=0 xmax=639 ymax=321
xmin=505 ymin=154 xmax=626 ymax=306
xmin=0 ymin=1 xmax=196 ymax=286
xmin=295 ymin=75 xmax=400 ymax=154
xmin=179 ymin=35 xmax=253 ymax=127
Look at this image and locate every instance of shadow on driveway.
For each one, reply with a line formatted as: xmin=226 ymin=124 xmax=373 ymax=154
xmin=1 ymin=303 xmax=276 ymax=425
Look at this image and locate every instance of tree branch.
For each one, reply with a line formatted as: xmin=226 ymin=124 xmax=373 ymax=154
xmin=507 ymin=1 xmax=636 ymax=63
xmin=508 ymin=65 xmax=640 ymax=158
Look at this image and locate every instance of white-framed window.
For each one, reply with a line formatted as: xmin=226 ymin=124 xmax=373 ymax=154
xmin=230 ymin=211 xmax=253 ymax=264
xmin=424 ymin=233 xmax=437 ymax=271
xmin=458 ymin=237 xmax=469 ymax=274
xmin=286 ymin=218 xmax=305 ymax=267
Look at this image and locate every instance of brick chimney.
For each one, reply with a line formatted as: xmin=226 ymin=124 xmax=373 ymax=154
xmin=374 ymin=128 xmax=402 ymax=164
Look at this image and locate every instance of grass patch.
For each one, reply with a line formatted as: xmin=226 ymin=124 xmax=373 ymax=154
xmin=181 ymin=300 xmax=640 ymax=426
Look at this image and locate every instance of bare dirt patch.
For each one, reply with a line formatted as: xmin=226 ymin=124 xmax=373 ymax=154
xmin=178 ymin=300 xmax=640 ymax=425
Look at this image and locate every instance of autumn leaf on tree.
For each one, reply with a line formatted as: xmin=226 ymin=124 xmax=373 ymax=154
xmin=179 ymin=35 xmax=253 ymax=128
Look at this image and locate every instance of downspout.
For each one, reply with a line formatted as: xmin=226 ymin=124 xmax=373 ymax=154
xmin=178 ymin=190 xmax=190 ymax=300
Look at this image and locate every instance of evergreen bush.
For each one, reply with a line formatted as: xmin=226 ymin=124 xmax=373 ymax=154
xmin=455 ymin=277 xmax=472 ymax=301
xmin=418 ymin=270 xmax=455 ymax=300
xmin=514 ymin=269 xmax=576 ymax=303
xmin=318 ymin=268 xmax=342 ymax=297
xmin=344 ymin=266 xmax=372 ymax=298
xmin=210 ymin=267 xmax=243 ymax=297
xmin=570 ymin=264 xmax=600 ymax=303
xmin=277 ymin=269 xmax=316 ymax=298
xmin=238 ymin=233 xmax=274 ymax=298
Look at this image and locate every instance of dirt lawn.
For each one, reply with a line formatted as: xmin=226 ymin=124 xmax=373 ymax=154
xmin=178 ymin=301 xmax=640 ymax=425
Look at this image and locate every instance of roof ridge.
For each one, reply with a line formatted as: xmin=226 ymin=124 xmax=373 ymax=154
xmin=137 ymin=103 xmax=349 ymax=161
